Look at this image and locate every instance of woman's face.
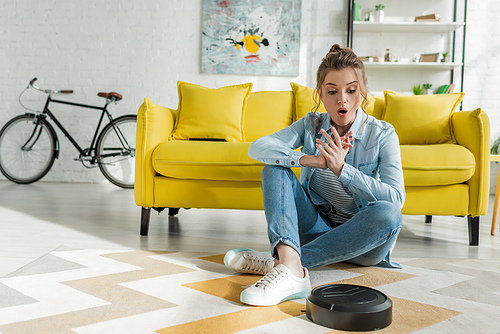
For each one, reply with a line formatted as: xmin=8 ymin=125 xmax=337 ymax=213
xmin=319 ymin=68 xmax=362 ymax=135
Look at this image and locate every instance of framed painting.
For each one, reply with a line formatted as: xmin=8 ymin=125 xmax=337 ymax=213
xmin=201 ymin=0 xmax=302 ymax=76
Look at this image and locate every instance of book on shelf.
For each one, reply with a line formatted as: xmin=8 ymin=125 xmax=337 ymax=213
xmin=415 ymin=14 xmax=441 ymax=22
xmin=437 ymin=85 xmax=449 ymax=94
xmin=446 ymin=83 xmax=455 ymax=94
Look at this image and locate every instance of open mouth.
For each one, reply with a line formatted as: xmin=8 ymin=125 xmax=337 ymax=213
xmin=338 ymin=107 xmax=348 ymax=115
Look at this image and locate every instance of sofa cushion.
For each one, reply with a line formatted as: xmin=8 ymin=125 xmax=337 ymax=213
xmin=401 ymin=144 xmax=475 ymax=186
xmin=290 ymin=82 xmax=327 ymax=121
xmin=172 ymin=81 xmax=252 ymax=142
xmin=364 ymin=96 xmax=385 ymax=120
xmin=153 ymin=141 xmax=264 ymax=181
xmin=244 ymin=91 xmax=293 ymax=142
xmin=383 ymin=91 xmax=465 ymax=145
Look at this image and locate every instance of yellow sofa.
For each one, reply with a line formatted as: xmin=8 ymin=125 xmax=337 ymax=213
xmin=135 ymin=82 xmax=490 ymax=246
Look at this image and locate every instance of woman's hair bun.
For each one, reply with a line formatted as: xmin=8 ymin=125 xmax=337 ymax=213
xmin=329 ymin=44 xmax=343 ymax=53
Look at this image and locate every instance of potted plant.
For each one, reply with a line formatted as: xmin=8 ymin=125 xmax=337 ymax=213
xmin=412 ymin=84 xmax=423 ymax=95
xmin=422 ymin=83 xmax=433 ymax=94
xmin=492 ymin=137 xmax=500 ymax=155
xmin=375 ymin=4 xmax=385 ymax=22
xmin=441 ymin=52 xmax=449 ymax=62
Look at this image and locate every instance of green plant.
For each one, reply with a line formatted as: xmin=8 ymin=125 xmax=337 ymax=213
xmin=492 ymin=137 xmax=500 ymax=155
xmin=412 ymin=84 xmax=423 ymax=95
xmin=422 ymin=83 xmax=432 ymax=89
xmin=375 ymin=4 xmax=385 ymax=11
xmin=442 ymin=52 xmax=449 ymax=59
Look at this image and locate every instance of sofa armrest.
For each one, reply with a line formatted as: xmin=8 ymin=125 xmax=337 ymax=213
xmin=452 ymin=108 xmax=490 ymax=216
xmin=135 ymin=98 xmax=176 ymax=207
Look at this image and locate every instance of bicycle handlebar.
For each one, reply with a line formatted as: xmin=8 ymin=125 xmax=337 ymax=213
xmin=28 ymin=77 xmax=73 ymax=95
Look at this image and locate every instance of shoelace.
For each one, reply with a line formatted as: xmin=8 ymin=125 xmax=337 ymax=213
xmin=242 ymin=253 xmax=274 ymax=275
xmin=255 ymin=267 xmax=286 ymax=288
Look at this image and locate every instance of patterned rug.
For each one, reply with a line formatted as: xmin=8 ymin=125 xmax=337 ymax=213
xmin=1 ymin=247 xmax=500 ymax=334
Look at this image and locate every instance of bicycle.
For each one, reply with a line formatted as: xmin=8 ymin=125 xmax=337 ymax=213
xmin=0 ymin=78 xmax=137 ymax=189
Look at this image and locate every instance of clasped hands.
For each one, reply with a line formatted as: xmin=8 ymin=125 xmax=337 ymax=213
xmin=299 ymin=127 xmax=353 ymax=177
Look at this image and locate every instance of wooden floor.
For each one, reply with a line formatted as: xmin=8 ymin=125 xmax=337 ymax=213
xmin=1 ymin=180 xmax=500 ymax=277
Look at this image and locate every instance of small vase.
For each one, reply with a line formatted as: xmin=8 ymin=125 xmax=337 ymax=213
xmin=425 ymin=89 xmax=433 ymax=95
xmin=375 ymin=10 xmax=384 ymax=22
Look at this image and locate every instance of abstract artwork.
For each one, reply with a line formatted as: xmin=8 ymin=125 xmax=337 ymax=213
xmin=202 ymin=0 xmax=302 ymax=76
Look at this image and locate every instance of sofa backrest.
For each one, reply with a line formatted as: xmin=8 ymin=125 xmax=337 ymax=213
xmin=243 ymin=85 xmax=385 ymax=142
xmin=244 ymin=91 xmax=294 ymax=142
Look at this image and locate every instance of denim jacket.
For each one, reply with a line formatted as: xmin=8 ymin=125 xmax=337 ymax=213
xmin=248 ymin=108 xmax=406 ymax=214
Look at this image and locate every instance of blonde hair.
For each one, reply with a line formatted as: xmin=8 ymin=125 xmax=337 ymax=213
xmin=313 ymin=44 xmax=369 ymax=112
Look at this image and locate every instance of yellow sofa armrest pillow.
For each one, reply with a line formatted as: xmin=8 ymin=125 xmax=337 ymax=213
xmin=383 ymin=91 xmax=465 ymax=145
xmin=290 ymin=82 xmax=327 ymax=121
xmin=135 ymin=98 xmax=176 ymax=207
xmin=172 ymin=81 xmax=252 ymax=142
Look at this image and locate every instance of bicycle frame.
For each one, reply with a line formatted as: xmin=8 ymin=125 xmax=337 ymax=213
xmin=37 ymin=96 xmax=115 ymax=160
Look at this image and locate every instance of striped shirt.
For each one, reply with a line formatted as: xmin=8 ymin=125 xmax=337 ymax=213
xmin=309 ymin=168 xmax=358 ymax=224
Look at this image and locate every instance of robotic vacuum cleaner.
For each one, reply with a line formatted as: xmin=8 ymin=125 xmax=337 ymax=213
xmin=306 ymin=284 xmax=392 ymax=331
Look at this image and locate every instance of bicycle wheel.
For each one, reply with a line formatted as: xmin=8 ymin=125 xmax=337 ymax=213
xmin=96 ymin=115 xmax=137 ymax=189
xmin=0 ymin=114 xmax=57 ymax=183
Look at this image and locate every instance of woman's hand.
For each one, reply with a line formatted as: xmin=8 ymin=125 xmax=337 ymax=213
xmin=315 ymin=128 xmax=353 ymax=176
xmin=299 ymin=128 xmax=353 ymax=174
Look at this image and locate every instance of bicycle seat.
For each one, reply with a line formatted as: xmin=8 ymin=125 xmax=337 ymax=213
xmin=98 ymin=92 xmax=123 ymax=101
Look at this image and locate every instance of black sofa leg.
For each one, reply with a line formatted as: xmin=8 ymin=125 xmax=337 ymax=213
xmin=468 ymin=215 xmax=479 ymax=246
xmin=425 ymin=215 xmax=432 ymax=223
xmin=168 ymin=208 xmax=180 ymax=216
xmin=140 ymin=207 xmax=151 ymax=236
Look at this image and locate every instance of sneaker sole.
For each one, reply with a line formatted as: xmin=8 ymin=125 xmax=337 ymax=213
xmin=223 ymin=248 xmax=255 ymax=272
xmin=240 ymin=287 xmax=311 ymax=306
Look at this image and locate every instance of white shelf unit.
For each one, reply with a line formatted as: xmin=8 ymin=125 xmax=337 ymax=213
xmin=353 ymin=21 xmax=464 ymax=33
xmin=363 ymin=62 xmax=463 ymax=70
xmin=347 ymin=0 xmax=467 ymax=96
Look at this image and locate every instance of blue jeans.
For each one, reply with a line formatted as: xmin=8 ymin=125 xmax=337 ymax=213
xmin=261 ymin=165 xmax=402 ymax=269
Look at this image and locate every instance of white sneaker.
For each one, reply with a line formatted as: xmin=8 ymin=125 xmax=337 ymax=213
xmin=240 ymin=264 xmax=311 ymax=306
xmin=224 ymin=248 xmax=275 ymax=275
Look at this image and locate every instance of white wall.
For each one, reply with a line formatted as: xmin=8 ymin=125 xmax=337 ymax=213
xmin=0 ymin=0 xmax=343 ymax=183
xmin=0 ymin=0 xmax=498 ymax=183
xmin=462 ymin=0 xmax=500 ymax=136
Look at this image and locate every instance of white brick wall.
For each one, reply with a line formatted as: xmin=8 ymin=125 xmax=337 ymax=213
xmin=0 ymin=0 xmax=497 ymax=184
xmin=0 ymin=0 xmax=318 ymax=183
